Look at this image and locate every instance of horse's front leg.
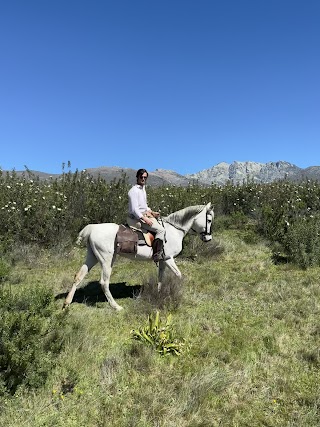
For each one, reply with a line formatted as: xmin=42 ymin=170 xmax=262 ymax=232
xmin=164 ymin=257 xmax=182 ymax=278
xmin=157 ymin=261 xmax=166 ymax=292
xmin=157 ymin=257 xmax=182 ymax=292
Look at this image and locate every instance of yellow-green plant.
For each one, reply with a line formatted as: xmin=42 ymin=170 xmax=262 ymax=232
xmin=131 ymin=311 xmax=185 ymax=356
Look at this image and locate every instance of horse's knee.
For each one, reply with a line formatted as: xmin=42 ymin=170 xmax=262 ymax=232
xmin=74 ymin=272 xmax=81 ymax=282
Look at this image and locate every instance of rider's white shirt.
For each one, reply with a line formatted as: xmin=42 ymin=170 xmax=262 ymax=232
xmin=128 ymin=184 xmax=150 ymax=219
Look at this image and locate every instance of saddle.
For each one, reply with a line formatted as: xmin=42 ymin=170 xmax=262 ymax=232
xmin=116 ymin=224 xmax=155 ymax=254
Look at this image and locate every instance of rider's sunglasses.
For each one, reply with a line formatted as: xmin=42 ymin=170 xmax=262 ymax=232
xmin=139 ymin=175 xmax=148 ymax=180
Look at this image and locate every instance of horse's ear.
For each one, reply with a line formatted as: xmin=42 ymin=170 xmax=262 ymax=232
xmin=206 ymin=202 xmax=212 ymax=209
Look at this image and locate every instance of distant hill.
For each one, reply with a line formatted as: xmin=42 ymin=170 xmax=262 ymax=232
xmin=85 ymin=167 xmax=191 ymax=187
xmin=3 ymin=161 xmax=320 ymax=186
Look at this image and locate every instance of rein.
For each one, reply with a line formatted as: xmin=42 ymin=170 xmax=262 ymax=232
xmin=162 ymin=218 xmax=187 ymax=233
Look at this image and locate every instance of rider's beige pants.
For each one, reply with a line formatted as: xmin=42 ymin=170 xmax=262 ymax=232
xmin=127 ymin=216 xmax=165 ymax=241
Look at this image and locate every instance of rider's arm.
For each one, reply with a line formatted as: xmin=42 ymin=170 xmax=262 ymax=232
xmin=128 ymin=187 xmax=143 ymax=219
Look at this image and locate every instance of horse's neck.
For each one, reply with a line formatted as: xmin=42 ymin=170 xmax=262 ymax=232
xmin=163 ymin=219 xmax=186 ymax=235
xmin=165 ymin=206 xmax=202 ymax=233
xmin=178 ymin=213 xmax=196 ymax=232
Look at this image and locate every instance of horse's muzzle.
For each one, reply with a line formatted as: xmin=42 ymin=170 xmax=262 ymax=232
xmin=201 ymin=234 xmax=212 ymax=242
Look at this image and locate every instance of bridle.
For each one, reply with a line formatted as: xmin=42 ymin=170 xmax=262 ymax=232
xmin=191 ymin=209 xmax=212 ymax=240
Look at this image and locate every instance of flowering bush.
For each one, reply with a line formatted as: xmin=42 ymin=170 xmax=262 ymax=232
xmin=1 ymin=167 xmax=320 ymax=267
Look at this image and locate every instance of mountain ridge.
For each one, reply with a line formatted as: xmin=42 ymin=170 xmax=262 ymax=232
xmin=3 ymin=161 xmax=320 ymax=186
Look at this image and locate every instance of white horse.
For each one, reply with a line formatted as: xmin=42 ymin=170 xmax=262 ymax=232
xmin=64 ymin=202 xmax=214 ymax=311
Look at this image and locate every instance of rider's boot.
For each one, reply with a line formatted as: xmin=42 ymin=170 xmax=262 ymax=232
xmin=152 ymin=238 xmax=164 ymax=263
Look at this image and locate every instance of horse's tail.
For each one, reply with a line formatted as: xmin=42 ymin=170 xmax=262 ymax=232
xmin=76 ymin=224 xmax=93 ymax=246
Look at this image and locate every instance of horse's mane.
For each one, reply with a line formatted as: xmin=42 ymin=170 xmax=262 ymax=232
xmin=163 ymin=205 xmax=206 ymax=231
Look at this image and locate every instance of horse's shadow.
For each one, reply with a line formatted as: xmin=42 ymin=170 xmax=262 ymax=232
xmin=55 ymin=281 xmax=142 ymax=306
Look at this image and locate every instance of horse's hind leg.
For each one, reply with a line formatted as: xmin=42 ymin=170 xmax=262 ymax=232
xmin=100 ymin=254 xmax=123 ymax=311
xmin=63 ymin=246 xmax=97 ymax=308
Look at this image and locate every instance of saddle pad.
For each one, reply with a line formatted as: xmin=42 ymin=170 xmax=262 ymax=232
xmin=116 ymin=225 xmax=138 ymax=254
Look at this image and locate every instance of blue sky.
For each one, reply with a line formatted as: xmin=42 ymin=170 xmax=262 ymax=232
xmin=1 ymin=0 xmax=319 ymax=175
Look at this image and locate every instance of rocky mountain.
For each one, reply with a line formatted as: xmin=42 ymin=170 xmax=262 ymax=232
xmin=4 ymin=161 xmax=320 ymax=186
xmin=185 ymin=161 xmax=307 ymax=185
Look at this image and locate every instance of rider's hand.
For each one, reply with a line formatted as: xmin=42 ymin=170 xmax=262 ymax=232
xmin=143 ymin=216 xmax=154 ymax=226
xmin=151 ymin=211 xmax=160 ymax=218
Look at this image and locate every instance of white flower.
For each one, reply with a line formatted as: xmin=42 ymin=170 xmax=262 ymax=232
xmin=6 ymin=185 xmax=11 ymax=189
xmin=52 ymin=205 xmax=56 ymax=209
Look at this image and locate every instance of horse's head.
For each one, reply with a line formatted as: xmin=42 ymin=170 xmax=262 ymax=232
xmin=190 ymin=202 xmax=214 ymax=242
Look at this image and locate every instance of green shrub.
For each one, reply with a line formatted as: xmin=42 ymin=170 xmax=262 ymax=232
xmin=0 ymin=169 xmax=131 ymax=247
xmin=131 ymin=311 xmax=185 ymax=356
xmin=0 ymin=285 xmax=68 ymax=395
xmin=283 ymin=215 xmax=320 ymax=268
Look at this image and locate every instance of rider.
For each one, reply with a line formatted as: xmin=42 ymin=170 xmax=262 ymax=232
xmin=127 ymin=168 xmax=165 ymax=262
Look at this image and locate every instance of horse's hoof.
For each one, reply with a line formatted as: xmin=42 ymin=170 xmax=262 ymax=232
xmin=62 ymin=303 xmax=70 ymax=310
xmin=115 ymin=305 xmax=123 ymax=312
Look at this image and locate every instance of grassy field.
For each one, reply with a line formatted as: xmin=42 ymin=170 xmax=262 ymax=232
xmin=1 ymin=229 xmax=320 ymax=426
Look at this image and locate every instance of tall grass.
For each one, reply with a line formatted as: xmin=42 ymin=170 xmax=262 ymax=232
xmin=0 ymin=229 xmax=319 ymax=426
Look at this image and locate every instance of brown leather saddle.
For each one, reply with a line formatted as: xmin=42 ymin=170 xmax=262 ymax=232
xmin=116 ymin=224 xmax=155 ymax=254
